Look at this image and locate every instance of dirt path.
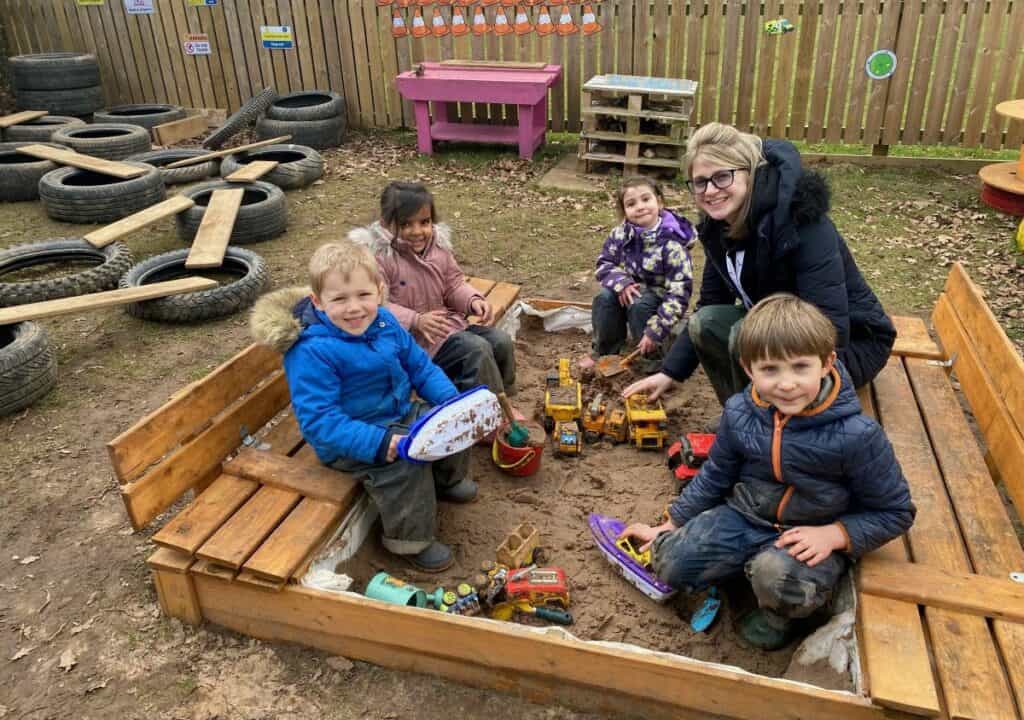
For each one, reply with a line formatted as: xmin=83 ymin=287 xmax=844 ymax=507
xmin=2 ymin=131 xmax=1021 ymax=719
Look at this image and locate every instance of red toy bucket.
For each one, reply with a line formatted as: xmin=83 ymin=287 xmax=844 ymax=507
xmin=492 ymin=421 xmax=544 ymax=477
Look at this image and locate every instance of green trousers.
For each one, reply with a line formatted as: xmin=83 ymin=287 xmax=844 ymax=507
xmin=688 ymin=304 xmax=749 ymax=406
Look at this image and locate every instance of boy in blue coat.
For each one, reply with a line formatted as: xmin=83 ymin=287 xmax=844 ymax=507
xmin=250 ymin=241 xmax=476 ymax=572
xmin=620 ymin=294 xmax=915 ymax=649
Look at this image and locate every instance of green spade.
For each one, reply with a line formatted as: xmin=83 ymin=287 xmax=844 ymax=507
xmin=498 ymin=392 xmax=529 ymax=448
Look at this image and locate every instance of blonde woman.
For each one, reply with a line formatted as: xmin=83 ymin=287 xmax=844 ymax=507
xmin=625 ymin=123 xmax=895 ymax=409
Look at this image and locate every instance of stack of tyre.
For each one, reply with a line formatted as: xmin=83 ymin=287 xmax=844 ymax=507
xmin=9 ymin=53 xmax=104 ymax=117
xmin=255 ymin=91 xmax=347 ymax=150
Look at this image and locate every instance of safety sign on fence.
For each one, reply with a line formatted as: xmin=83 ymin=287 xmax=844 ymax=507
xmin=187 ymin=0 xmax=218 ymax=6
xmin=124 ymin=0 xmax=154 ymax=14
xmin=261 ymin=25 xmax=295 ymax=49
xmin=76 ymin=0 xmax=104 ymax=6
xmin=183 ymin=33 xmax=212 ymax=55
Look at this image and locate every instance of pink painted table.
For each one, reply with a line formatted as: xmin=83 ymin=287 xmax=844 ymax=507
xmin=395 ymin=62 xmax=562 ymax=160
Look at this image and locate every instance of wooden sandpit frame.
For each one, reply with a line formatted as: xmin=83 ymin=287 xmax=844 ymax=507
xmin=113 ymin=268 xmax=1024 ymax=720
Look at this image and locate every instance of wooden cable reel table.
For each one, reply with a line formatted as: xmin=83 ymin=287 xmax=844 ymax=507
xmin=979 ymin=100 xmax=1024 ymax=215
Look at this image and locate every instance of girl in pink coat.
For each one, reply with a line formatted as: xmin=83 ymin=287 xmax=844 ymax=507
xmin=349 ymin=181 xmax=516 ymax=395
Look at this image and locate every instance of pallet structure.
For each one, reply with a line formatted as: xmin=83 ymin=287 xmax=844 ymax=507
xmin=578 ymin=74 xmax=697 ymax=176
xmin=112 ymin=266 xmax=1024 ymax=720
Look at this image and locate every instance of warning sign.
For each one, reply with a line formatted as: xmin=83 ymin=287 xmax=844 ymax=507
xmin=124 ymin=0 xmax=154 ymax=14
xmin=187 ymin=0 xmax=218 ymax=5
xmin=76 ymin=0 xmax=105 ymax=5
xmin=183 ymin=33 xmax=212 ymax=56
xmin=261 ymin=25 xmax=294 ymax=50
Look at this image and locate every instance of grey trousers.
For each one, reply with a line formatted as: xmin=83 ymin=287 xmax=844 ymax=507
xmin=434 ymin=325 xmax=516 ymax=394
xmin=329 ymin=401 xmax=471 ymax=555
xmin=688 ymin=304 xmax=749 ymax=406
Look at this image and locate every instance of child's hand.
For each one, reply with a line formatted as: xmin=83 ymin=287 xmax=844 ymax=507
xmin=469 ymin=298 xmax=494 ymax=324
xmin=618 ymin=284 xmax=642 ymax=307
xmin=414 ymin=310 xmax=449 ymax=345
xmin=619 ymin=519 xmax=676 ymax=553
xmin=623 ymin=372 xmax=674 ymax=401
xmin=637 ymin=334 xmax=658 ymax=355
xmin=387 ymin=434 xmax=406 ymax=463
xmin=774 ymin=523 xmax=847 ymax=566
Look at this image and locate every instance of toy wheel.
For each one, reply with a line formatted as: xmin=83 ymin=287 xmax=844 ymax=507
xmin=543 ymin=416 xmax=555 ymax=433
xmin=584 ymin=430 xmax=600 ymax=444
xmin=530 ymin=547 xmax=547 ymax=565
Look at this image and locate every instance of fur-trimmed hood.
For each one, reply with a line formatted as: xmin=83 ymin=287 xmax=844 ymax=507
xmin=347 ymin=220 xmax=453 ymax=258
xmin=250 ymin=286 xmax=310 ymax=354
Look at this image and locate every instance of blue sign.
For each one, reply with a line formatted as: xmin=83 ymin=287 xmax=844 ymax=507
xmin=261 ymin=25 xmax=294 ymax=50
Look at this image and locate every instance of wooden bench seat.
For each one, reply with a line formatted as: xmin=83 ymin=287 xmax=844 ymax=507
xmin=111 ymin=278 xmax=520 ymax=593
xmin=856 ymin=263 xmax=1024 ymax=719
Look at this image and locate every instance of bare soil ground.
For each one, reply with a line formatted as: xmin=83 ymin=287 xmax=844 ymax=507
xmin=2 ymin=130 xmax=1022 ymax=719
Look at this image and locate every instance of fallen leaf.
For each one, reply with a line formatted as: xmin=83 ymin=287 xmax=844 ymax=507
xmin=19 ymin=556 xmax=39 ymax=566
xmin=84 ymin=678 xmax=109 ymax=694
xmin=58 ymin=648 xmax=77 ymax=672
xmin=70 ymin=616 xmax=97 ymax=635
xmin=10 ymin=647 xmax=33 ymax=661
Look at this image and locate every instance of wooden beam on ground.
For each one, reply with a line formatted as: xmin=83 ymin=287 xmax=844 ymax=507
xmin=152 ymin=473 xmax=259 ymax=555
xmin=15 ymin=144 xmax=148 ymax=179
xmin=0 ymin=110 xmax=48 ymax=128
xmin=859 ymin=557 xmax=1024 ymax=623
xmin=873 ymin=356 xmax=1018 ymax=720
xmin=195 ymin=485 xmax=302 ymax=570
xmin=83 ymin=195 xmax=195 ymax=248
xmin=225 ymin=160 xmax=278 ymax=182
xmin=163 ymin=135 xmax=291 ymax=168
xmin=222 ymin=448 xmax=361 ymax=507
xmin=152 ymin=114 xmax=208 ymax=146
xmin=521 ymin=297 xmax=592 ymax=311
xmin=185 ymin=188 xmax=244 ymax=269
xmin=107 ymin=343 xmax=283 ymax=484
xmin=890 ymin=315 xmax=943 ymax=360
xmin=0 ymin=277 xmax=217 ymax=325
xmin=190 ymin=577 xmax=887 ymax=720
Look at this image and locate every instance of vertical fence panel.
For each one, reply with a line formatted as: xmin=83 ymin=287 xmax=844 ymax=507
xmin=899 ymin=0 xmax=942 ymax=145
xmin=823 ymin=0 xmax=856 ymax=142
xmin=223 ymin=0 xmax=256 ymax=103
xmin=963 ymin=0 xmax=1007 ymax=147
xmin=117 ymin=0 xmax=157 ymax=104
xmin=155 ymin=0 xmax=193 ymax=107
xmin=716 ymin=0 xmax=741 ymax=127
xmin=880 ymin=0 xmax=920 ymax=146
xmin=789 ymin=0 xmax=820 ymax=141
xmin=942 ymin=0 xmax=986 ymax=144
xmin=698 ymin=0 xmax=720 ymax=124
xmin=995 ymin=1 xmax=1024 ymax=149
xmin=805 ymin=0 xmax=837 ymax=142
xmin=136 ymin=9 xmax=171 ymax=105
xmin=753 ymin=0 xmax=779 ymax=135
xmin=734 ymin=0 xmax=760 ymax=132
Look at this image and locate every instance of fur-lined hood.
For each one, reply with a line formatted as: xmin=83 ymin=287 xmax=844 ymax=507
xmin=250 ymin=286 xmax=310 ymax=354
xmin=347 ymin=220 xmax=453 ymax=258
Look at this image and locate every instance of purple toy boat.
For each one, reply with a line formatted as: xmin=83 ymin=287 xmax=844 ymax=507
xmin=588 ymin=513 xmax=677 ymax=603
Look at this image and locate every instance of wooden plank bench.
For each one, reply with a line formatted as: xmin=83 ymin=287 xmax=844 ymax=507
xmin=112 ymin=264 xmax=1024 ymax=720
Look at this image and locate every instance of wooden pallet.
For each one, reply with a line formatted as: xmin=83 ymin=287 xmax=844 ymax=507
xmin=113 ymin=266 xmax=1024 ymax=720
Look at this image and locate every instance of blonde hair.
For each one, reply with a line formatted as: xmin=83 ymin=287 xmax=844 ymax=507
xmin=308 ymin=241 xmax=385 ymax=298
xmin=737 ymin=294 xmax=836 ymax=367
xmin=683 ymin=122 xmax=765 ymax=240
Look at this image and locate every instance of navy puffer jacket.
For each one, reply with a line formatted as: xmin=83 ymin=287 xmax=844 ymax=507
xmin=667 ymin=362 xmax=915 ymax=558
xmin=663 ymin=139 xmax=897 ymax=388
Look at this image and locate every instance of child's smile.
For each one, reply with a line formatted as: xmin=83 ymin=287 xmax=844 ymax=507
xmin=622 ymin=186 xmax=664 ymax=229
xmin=397 ymin=204 xmax=434 ymax=254
xmin=312 ymin=267 xmax=381 ymax=336
xmin=747 ymin=352 xmax=835 ymax=415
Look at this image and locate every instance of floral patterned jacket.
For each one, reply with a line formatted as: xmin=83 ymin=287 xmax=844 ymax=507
xmin=594 ymin=209 xmax=696 ymax=343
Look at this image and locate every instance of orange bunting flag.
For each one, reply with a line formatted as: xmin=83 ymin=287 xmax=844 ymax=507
xmin=450 ymin=5 xmax=470 ymax=35
xmin=581 ymin=3 xmax=601 ymax=34
xmin=513 ymin=5 xmax=533 ymax=34
xmin=493 ymin=7 xmax=514 ymax=34
xmin=471 ymin=5 xmax=491 ymax=33
xmin=391 ymin=7 xmax=408 ymax=36
xmin=555 ymin=3 xmax=577 ymax=34
xmin=534 ymin=5 xmax=555 ymax=34
xmin=411 ymin=6 xmax=431 ymax=36
xmin=431 ymin=6 xmax=450 ymax=36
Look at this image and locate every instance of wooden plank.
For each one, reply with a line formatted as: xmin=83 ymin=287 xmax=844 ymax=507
xmin=83 ymin=196 xmax=196 ymax=248
xmin=185 ymin=188 xmax=244 ymax=270
xmin=520 ymin=297 xmax=590 ymax=311
xmin=466 ymin=276 xmax=497 ymax=296
xmin=15 ymin=144 xmax=147 ymax=179
xmin=699 ymin=0 xmax=721 ymax=127
xmin=117 ymin=0 xmax=156 ymax=104
xmin=716 ymin=0 xmax=741 ymax=127
xmin=842 ymin=0 xmax=878 ymax=143
xmin=769 ymin=0 xmax=797 ymax=138
xmin=221 ymin=0 xmax=255 ymax=103
xmin=905 ymin=355 xmax=1024 ymax=712
xmin=986 ymin=0 xmax=1024 ymax=149
xmin=475 ymin=280 xmax=520 ymax=325
xmin=235 ymin=569 xmax=285 ymax=591
xmin=242 ymin=498 xmax=344 ymax=582
xmin=901 ymin=0 xmax=943 ymax=145
xmin=238 ymin=0 xmax=275 ymax=101
xmin=941 ymin=263 xmax=1024 ymax=438
xmin=862 ymin=0 xmax=901 ymax=146
xmin=155 ymin=0 xmax=196 ymax=107
xmin=163 ymin=135 xmax=292 ymax=168
xmin=330 ymin=0 xmax=363 ymax=128
xmin=859 ymin=557 xmax=1024 ymax=623
xmin=152 ymin=474 xmax=260 ymax=555
xmin=108 ymin=343 xmax=282 ymax=484
xmin=190 ymin=556 xmax=239 ymax=582
xmin=804 ymin=0 xmax=836 ymax=142
xmin=824 ymin=0 xmax=858 ymax=143
xmin=192 ymin=578 xmax=888 ymax=720
xmin=135 ymin=11 xmax=171 ymax=105
xmin=183 ymin=2 xmax=220 ymax=109
xmin=225 ymin=160 xmax=279 ymax=182
xmin=880 ymin=0 xmax=920 ymax=146
xmin=0 ymin=278 xmax=218 ymax=326
xmin=933 ymin=295 xmax=1024 ymax=517
xmin=347 ymin=0 xmax=375 ymax=128
xmin=890 ymin=315 xmax=943 ymax=360
xmin=260 ymin=410 xmax=306 ymax=456
xmin=208 ymin=1 xmax=242 ymax=111
xmin=290 ymin=0 xmax=318 ymax=91
xmin=0 ymin=110 xmax=48 ymax=129
xmin=120 ymin=371 xmax=291 ymax=530
xmin=873 ymin=356 xmax=1018 ymax=720
xmin=99 ymin=0 xmax=141 ymax=103
xmin=152 ymin=114 xmax=209 ymax=146
xmin=733 ymin=0 xmax=760 ymax=132
xmin=196 ymin=485 xmax=302 ymax=570
xmin=147 ymin=545 xmax=195 ymax=574
xmin=752 ymin=0 xmax=779 ymax=135
xmin=152 ymin=565 xmax=203 ymax=625
xmin=942 ymin=0 xmax=987 ymax=145
xmin=222 ymin=448 xmax=362 ymax=507
xmin=303 ymin=0 xmax=330 ymax=92
xmin=922 ymin=0 xmax=965 ymax=145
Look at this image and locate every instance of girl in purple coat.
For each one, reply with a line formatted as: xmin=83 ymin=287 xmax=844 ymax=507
xmin=593 ymin=177 xmax=696 ymax=370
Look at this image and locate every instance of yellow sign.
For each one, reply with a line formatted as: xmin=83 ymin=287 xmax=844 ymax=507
xmin=188 ymin=0 xmax=218 ymax=5
xmin=76 ymin=0 xmax=105 ymax=5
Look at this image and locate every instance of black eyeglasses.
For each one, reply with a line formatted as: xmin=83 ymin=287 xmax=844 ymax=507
xmin=685 ymin=168 xmax=747 ymax=194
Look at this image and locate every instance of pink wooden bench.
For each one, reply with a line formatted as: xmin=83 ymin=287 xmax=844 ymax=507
xmin=395 ymin=61 xmax=562 ymax=160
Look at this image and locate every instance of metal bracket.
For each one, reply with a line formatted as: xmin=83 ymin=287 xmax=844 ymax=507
xmin=1011 ymin=572 xmax=1024 ymax=584
xmin=240 ymin=424 xmax=271 ymax=451
xmin=927 ymin=351 xmax=958 ymax=369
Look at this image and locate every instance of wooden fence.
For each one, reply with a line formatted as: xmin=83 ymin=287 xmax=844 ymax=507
xmin=2 ymin=0 xmax=1023 ymax=150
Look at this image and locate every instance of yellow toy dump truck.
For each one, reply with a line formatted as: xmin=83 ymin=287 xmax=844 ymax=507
xmin=625 ymin=394 xmax=669 ymax=450
xmin=582 ymin=392 xmax=628 ymax=444
xmin=544 ymin=358 xmax=582 ymax=456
